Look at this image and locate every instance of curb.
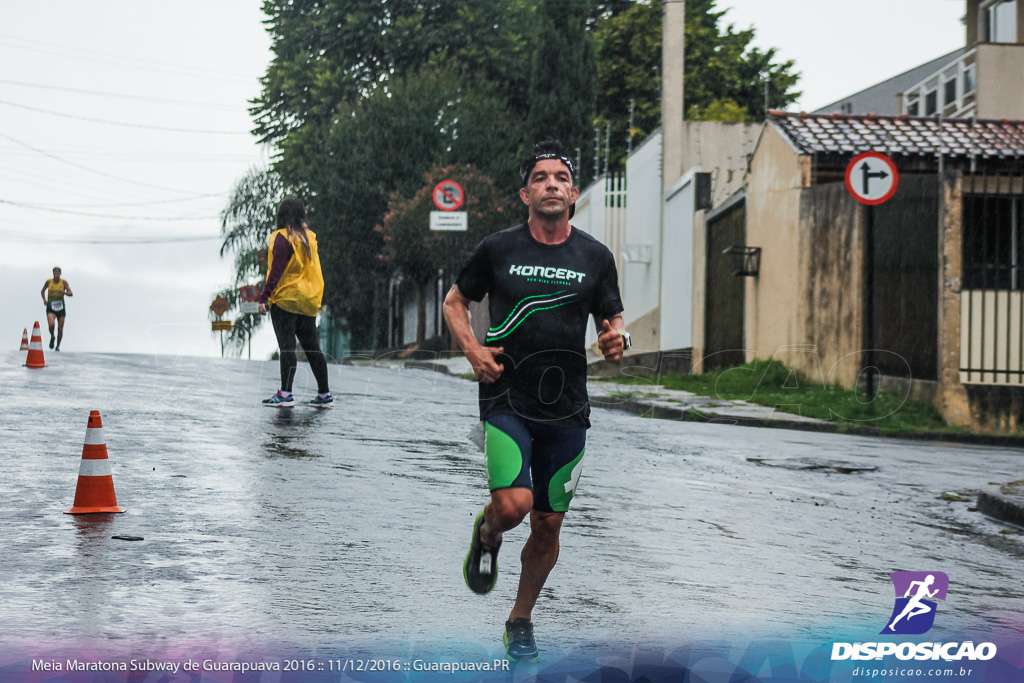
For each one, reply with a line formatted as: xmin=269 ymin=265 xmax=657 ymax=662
xmin=405 ymin=360 xmax=1024 ymax=448
xmin=592 ymin=396 xmax=1024 ymax=448
xmin=976 ymin=484 xmax=1024 ymax=528
xmin=403 ymin=360 xmax=454 ymax=375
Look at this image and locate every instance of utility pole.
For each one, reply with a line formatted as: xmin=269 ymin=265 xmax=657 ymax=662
xmin=662 ymin=0 xmax=685 ymax=191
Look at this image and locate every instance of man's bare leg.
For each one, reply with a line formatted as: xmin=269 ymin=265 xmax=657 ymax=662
xmin=509 ymin=510 xmax=564 ymax=622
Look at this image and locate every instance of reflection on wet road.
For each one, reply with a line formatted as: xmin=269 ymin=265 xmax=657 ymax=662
xmin=2 ymin=351 xmax=1022 ymax=658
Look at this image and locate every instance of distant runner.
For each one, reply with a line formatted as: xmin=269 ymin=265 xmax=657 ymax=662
xmin=40 ymin=266 xmax=73 ymax=351
xmin=443 ymin=140 xmax=629 ymax=662
xmin=258 ymin=196 xmax=334 ymax=408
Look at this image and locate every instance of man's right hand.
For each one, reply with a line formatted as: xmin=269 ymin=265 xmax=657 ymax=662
xmin=467 ymin=346 xmax=504 ymax=384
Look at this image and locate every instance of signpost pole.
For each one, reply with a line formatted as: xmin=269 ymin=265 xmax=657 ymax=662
xmin=845 ymin=152 xmax=898 ymax=406
xmin=864 ymin=205 xmax=876 ymax=403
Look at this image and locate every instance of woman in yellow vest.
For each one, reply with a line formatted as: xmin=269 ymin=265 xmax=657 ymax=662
xmin=257 ymin=197 xmax=333 ymax=407
xmin=40 ymin=266 xmax=73 ymax=351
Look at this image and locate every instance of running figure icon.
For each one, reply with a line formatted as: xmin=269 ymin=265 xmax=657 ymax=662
xmin=881 ymin=571 xmax=948 ymax=635
xmin=887 ymin=574 xmax=938 ymax=631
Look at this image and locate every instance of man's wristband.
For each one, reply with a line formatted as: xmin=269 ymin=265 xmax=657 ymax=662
xmin=619 ymin=331 xmax=631 ymax=351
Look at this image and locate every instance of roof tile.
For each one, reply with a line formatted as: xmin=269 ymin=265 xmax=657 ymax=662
xmin=768 ymin=110 xmax=1024 ymax=158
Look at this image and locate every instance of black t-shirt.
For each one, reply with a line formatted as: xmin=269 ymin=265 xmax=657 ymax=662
xmin=455 ymin=223 xmax=624 ymax=427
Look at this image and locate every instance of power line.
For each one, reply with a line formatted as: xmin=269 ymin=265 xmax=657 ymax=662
xmin=0 ymin=228 xmax=222 ymax=245
xmin=0 ymin=78 xmax=242 ymax=110
xmin=0 ymin=199 xmax=219 ymax=221
xmin=0 ymin=130 xmax=223 ymax=196
xmin=0 ymin=99 xmax=251 ymax=135
xmin=0 ymin=191 xmax=225 ymax=210
xmin=0 ymin=34 xmax=256 ymax=84
xmin=0 ymin=148 xmax=259 ymax=163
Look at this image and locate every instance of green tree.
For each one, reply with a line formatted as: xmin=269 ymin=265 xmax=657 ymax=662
xmin=377 ymin=164 xmax=519 ymax=345
xmin=251 ymin=0 xmax=542 ymax=348
xmin=253 ymin=0 xmax=538 ymax=160
xmin=275 ymin=60 xmax=526 ymax=349
xmin=523 ymin=0 xmax=597 ymax=156
xmin=215 ymin=167 xmax=285 ymax=353
xmin=594 ymin=0 xmax=801 ymax=171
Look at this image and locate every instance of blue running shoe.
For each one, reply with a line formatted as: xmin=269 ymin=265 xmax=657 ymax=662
xmin=309 ymin=394 xmax=334 ymax=408
xmin=263 ymin=391 xmax=295 ymax=407
xmin=504 ymin=618 xmax=540 ymax=662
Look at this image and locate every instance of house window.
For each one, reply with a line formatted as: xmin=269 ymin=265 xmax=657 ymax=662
xmin=944 ymin=76 xmax=958 ymax=107
xmin=985 ymin=0 xmax=1018 ymax=43
xmin=963 ymin=64 xmax=977 ymax=95
xmin=963 ymin=194 xmax=1023 ymax=290
xmin=925 ymin=89 xmax=939 ymax=115
xmin=907 ymin=101 xmax=920 ymax=116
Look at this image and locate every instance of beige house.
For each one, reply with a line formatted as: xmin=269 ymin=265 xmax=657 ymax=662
xmin=722 ymin=111 xmax=1024 ymax=431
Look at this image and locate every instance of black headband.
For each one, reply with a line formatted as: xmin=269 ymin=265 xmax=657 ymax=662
xmin=521 ymin=153 xmax=575 ymax=184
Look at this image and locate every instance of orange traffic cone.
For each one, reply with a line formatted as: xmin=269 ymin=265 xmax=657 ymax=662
xmin=24 ymin=322 xmax=45 ymax=368
xmin=19 ymin=328 xmax=29 ymax=351
xmin=65 ymin=410 xmax=126 ymax=514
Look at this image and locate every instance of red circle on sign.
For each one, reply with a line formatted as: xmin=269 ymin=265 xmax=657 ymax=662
xmin=844 ymin=152 xmax=899 ymax=206
xmin=239 ymin=285 xmax=260 ymax=302
xmin=433 ymin=181 xmax=464 ymax=211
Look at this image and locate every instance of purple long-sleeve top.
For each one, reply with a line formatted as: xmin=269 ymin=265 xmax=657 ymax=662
xmin=259 ymin=233 xmax=294 ymax=305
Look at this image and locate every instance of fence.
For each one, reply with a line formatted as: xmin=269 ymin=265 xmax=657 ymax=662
xmin=960 ymin=169 xmax=1024 ymax=385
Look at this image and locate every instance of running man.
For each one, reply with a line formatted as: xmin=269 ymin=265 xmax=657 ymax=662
xmin=888 ymin=574 xmax=939 ymax=631
xmin=443 ymin=140 xmax=629 ymax=661
xmin=40 ymin=267 xmax=73 ymax=351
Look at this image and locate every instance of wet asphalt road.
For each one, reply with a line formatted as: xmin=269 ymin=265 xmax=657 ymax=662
xmin=2 ymin=350 xmax=1023 ymax=663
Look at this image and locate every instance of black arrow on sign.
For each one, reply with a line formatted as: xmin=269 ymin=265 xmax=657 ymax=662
xmin=861 ymin=162 xmax=889 ymax=195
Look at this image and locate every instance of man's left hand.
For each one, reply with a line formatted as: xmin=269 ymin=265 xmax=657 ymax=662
xmin=597 ymin=318 xmax=625 ymax=363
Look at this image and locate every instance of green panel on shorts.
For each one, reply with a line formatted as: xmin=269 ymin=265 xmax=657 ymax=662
xmin=547 ymin=448 xmax=585 ymax=512
xmin=484 ymin=421 xmax=523 ymax=490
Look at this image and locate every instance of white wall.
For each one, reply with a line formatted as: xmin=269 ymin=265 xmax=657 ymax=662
xmin=573 ymin=179 xmax=606 ymax=245
xmin=660 ymin=169 xmax=698 ymax=350
xmin=399 ymin=281 xmax=439 ymax=346
xmin=622 ymin=131 xmax=663 ymax=323
xmin=575 ymin=175 xmax=626 ymax=350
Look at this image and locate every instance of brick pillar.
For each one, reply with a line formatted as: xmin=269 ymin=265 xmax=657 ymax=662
xmin=937 ymin=170 xmax=973 ymax=427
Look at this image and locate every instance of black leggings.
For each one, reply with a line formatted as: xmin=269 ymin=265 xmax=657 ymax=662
xmin=270 ymin=305 xmax=330 ymax=394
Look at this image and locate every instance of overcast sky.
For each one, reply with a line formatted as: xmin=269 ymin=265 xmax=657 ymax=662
xmin=0 ymin=1 xmax=967 ymax=361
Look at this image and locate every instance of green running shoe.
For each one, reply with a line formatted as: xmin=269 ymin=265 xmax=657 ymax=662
xmin=504 ymin=618 xmax=540 ymax=662
xmin=463 ymin=510 xmax=499 ymax=594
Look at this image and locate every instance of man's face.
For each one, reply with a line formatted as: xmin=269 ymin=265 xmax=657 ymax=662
xmin=519 ymin=158 xmax=579 ymax=218
xmin=53 ymin=269 xmax=60 ymax=278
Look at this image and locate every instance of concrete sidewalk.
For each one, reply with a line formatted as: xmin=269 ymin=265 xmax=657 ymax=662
xmin=977 ymin=481 xmax=1024 ymax=529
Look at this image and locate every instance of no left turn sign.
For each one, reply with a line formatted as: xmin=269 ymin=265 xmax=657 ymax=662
xmin=845 ymin=152 xmax=899 ymax=206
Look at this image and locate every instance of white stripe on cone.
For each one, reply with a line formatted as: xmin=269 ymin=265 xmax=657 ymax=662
xmin=78 ymin=459 xmax=113 ymax=477
xmin=84 ymin=428 xmax=105 ymax=446
xmin=29 ymin=341 xmax=42 ymax=350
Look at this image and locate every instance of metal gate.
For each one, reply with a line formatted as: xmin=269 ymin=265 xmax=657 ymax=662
xmin=869 ymin=174 xmax=939 ymax=381
xmin=704 ymin=198 xmax=746 ymax=370
xmin=960 ymin=169 xmax=1024 ymax=385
